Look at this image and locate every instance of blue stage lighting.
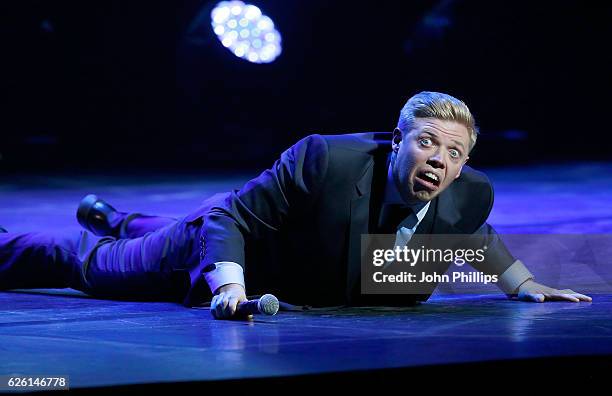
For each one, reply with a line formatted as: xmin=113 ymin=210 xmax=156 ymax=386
xmin=211 ymin=1 xmax=282 ymax=64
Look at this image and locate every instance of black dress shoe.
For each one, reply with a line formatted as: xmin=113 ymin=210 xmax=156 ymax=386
xmin=77 ymin=194 xmax=123 ymax=237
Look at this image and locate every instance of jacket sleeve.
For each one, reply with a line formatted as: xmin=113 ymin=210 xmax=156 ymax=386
xmin=463 ymin=177 xmax=534 ymax=295
xmin=183 ymin=134 xmax=330 ymax=306
xmin=469 ymin=222 xmax=518 ymax=276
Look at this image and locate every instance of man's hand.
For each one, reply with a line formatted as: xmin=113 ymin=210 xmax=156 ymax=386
xmin=517 ymin=280 xmax=592 ymax=303
xmin=211 ymin=283 xmax=250 ymax=320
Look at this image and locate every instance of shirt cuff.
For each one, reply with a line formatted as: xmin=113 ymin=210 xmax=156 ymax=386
xmin=497 ymin=259 xmax=535 ymax=295
xmin=203 ymin=261 xmax=245 ymax=294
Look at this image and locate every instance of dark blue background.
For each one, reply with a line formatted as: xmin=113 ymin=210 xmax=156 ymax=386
xmin=1 ymin=0 xmax=610 ymax=171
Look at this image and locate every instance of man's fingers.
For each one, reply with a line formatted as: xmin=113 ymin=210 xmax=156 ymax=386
xmin=210 ymin=295 xmax=219 ymax=319
xmin=212 ymin=293 xmax=230 ymax=319
xmin=210 ymin=289 xmax=250 ymax=320
xmin=574 ymin=293 xmax=592 ymax=302
xmin=520 ymin=292 xmax=545 ymax=303
xmin=546 ymin=292 xmax=591 ymax=302
xmin=214 ymin=296 xmax=225 ymax=318
xmin=227 ymin=296 xmax=240 ymax=316
xmin=518 ymin=286 xmax=592 ymax=304
xmin=218 ymin=295 xmax=230 ymax=317
xmin=557 ymin=293 xmax=580 ymax=302
xmin=537 ymin=292 xmax=574 ymax=302
xmin=561 ymin=290 xmax=592 ymax=302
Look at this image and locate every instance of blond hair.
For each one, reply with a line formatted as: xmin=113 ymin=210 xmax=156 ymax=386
xmin=397 ymin=91 xmax=479 ymax=151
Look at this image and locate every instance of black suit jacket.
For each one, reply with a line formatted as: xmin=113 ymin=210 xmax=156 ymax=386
xmin=182 ymin=132 xmax=516 ymax=307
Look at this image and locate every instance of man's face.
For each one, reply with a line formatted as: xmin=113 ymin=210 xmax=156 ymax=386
xmin=391 ymin=117 xmax=470 ymax=204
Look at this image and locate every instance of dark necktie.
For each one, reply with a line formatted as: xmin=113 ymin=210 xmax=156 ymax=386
xmin=354 ymin=203 xmax=423 ymax=307
xmin=377 ymin=204 xmax=417 ymax=234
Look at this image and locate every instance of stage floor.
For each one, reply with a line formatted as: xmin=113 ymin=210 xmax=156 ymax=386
xmin=1 ymin=162 xmax=611 ymax=390
xmin=1 ymin=290 xmax=610 ymax=390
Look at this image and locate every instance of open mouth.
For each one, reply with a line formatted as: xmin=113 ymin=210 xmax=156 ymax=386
xmin=414 ymin=170 xmax=441 ymax=191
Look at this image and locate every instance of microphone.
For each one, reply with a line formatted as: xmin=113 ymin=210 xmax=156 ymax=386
xmin=236 ymin=294 xmax=279 ymax=316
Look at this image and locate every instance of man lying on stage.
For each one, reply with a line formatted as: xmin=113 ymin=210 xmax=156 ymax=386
xmin=0 ymin=91 xmax=591 ymax=319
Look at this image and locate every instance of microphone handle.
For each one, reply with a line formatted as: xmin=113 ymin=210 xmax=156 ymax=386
xmin=236 ymin=299 xmax=261 ymax=316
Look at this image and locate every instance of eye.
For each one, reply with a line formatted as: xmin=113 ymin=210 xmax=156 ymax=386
xmin=419 ymin=137 xmax=433 ymax=147
xmin=449 ymin=149 xmax=461 ymax=159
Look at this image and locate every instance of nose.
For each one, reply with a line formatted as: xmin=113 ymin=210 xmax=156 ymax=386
xmin=427 ymin=150 xmax=446 ymax=169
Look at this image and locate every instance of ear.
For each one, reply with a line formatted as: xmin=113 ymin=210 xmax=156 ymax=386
xmin=392 ymin=128 xmax=403 ymax=153
xmin=454 ymin=156 xmax=469 ymax=179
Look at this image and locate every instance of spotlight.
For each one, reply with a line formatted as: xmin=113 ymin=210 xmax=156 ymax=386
xmin=211 ymin=1 xmax=282 ymax=64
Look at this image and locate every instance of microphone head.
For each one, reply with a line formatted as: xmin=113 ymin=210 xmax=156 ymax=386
xmin=257 ymin=294 xmax=279 ymax=315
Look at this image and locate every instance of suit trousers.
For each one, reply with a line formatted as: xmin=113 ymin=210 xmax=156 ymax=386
xmin=0 ymin=214 xmax=200 ymax=302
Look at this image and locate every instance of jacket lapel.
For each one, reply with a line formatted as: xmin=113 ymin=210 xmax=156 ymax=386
xmin=345 ymin=152 xmax=388 ymax=301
